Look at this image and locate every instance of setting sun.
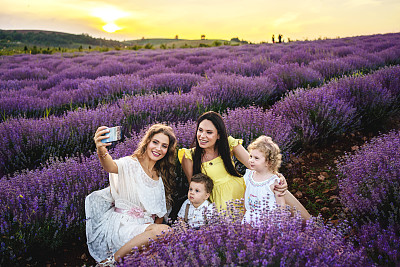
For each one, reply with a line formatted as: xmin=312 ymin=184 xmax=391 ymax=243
xmin=91 ymin=6 xmax=128 ymax=33
xmin=103 ymin=23 xmax=121 ymax=33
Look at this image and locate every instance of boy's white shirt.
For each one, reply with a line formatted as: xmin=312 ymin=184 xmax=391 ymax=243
xmin=177 ymin=199 xmax=213 ymax=228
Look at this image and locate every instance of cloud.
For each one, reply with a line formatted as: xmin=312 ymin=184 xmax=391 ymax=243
xmin=273 ymin=12 xmax=299 ymax=27
xmin=344 ymin=0 xmax=381 ymax=8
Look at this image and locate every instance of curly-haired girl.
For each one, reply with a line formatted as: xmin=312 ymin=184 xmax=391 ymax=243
xmin=243 ymin=135 xmax=287 ymax=224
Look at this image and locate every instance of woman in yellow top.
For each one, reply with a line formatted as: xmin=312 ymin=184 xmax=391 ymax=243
xmin=179 ymin=111 xmax=310 ymax=219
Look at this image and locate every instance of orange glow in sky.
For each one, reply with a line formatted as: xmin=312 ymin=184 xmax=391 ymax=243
xmin=0 ymin=0 xmax=399 ymax=42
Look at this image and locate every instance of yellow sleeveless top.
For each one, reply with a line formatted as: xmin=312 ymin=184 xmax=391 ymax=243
xmin=178 ymin=136 xmax=245 ymax=210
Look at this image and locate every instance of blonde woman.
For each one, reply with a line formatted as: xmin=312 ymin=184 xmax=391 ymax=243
xmin=86 ymin=124 xmax=176 ymax=265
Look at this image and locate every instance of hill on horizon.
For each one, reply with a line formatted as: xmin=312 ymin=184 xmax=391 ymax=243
xmin=0 ymin=29 xmax=123 ymax=49
xmin=0 ymin=29 xmax=235 ymax=50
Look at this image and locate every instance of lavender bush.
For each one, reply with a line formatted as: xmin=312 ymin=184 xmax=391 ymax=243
xmin=338 ymin=130 xmax=400 ymax=265
xmin=1 ymin=33 xmax=399 ymax=122
xmin=142 ymin=73 xmax=205 ymax=94
xmin=263 ymin=63 xmax=323 ymax=93
xmin=222 ymin=106 xmax=295 ymax=154
xmin=271 ymin=87 xmax=359 ymax=149
xmin=124 ymin=205 xmax=368 ymax=266
xmin=191 ymin=74 xmax=277 ymax=111
xmin=323 ymin=70 xmax=399 ymax=132
xmin=0 ymin=105 xmax=123 ymax=176
xmin=0 ymin=90 xmax=210 ymax=176
xmin=371 ymin=65 xmax=400 ymax=103
xmin=0 ymin=74 xmax=146 ymax=120
xmin=271 ymin=65 xmax=400 ymax=148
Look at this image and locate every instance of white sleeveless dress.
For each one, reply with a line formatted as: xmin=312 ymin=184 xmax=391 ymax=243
xmin=85 ymin=156 xmax=167 ymax=262
xmin=243 ymin=169 xmax=280 ymax=224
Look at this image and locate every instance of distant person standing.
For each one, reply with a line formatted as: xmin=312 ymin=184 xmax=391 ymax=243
xmin=278 ymin=34 xmax=282 ymax=43
xmin=272 ymin=34 xmax=275 ymax=44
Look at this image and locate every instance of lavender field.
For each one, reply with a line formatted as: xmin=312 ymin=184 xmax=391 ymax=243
xmin=1 ymin=32 xmax=400 ymax=266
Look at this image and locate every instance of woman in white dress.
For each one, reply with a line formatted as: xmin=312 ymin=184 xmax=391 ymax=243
xmin=85 ymin=124 xmax=177 ymax=265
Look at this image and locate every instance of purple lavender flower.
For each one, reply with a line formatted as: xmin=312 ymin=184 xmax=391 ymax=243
xmin=263 ymin=63 xmax=323 ymax=93
xmin=191 ymin=74 xmax=277 ymax=110
xmin=338 ymin=130 xmax=400 ymax=265
xmin=271 ymin=86 xmax=359 ymax=148
xmin=123 ymin=204 xmax=367 ymax=266
xmin=143 ymin=73 xmax=205 ymax=94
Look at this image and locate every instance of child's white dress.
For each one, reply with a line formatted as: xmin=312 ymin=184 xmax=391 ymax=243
xmin=243 ymin=169 xmax=280 ymax=224
xmin=85 ymin=156 xmax=167 ymax=262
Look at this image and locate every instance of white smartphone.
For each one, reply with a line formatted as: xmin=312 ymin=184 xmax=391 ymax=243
xmin=101 ymin=126 xmax=122 ymax=143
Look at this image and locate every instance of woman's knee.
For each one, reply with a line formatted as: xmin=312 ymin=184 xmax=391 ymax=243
xmin=147 ymin=224 xmax=170 ymax=237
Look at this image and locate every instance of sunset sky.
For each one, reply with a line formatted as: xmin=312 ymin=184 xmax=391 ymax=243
xmin=1 ymin=0 xmax=399 ymax=43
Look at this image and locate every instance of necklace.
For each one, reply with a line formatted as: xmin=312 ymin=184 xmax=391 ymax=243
xmin=138 ymin=157 xmax=157 ymax=180
xmin=203 ymin=151 xmax=218 ymax=165
xmin=147 ymin=166 xmax=156 ymax=180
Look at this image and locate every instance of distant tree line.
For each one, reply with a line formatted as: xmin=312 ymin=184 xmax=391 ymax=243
xmin=0 ymin=30 xmax=122 ymax=48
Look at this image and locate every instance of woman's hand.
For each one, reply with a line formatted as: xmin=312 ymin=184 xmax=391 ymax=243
xmin=94 ymin=126 xmax=112 ymax=150
xmin=275 ymin=173 xmax=288 ymax=196
xmin=94 ymin=126 xmax=118 ymax=173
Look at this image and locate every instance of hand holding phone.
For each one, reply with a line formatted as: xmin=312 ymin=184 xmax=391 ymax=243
xmin=101 ymin=126 xmax=122 ymax=143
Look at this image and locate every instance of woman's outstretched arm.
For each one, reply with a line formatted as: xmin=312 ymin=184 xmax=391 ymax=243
xmin=283 ymin=191 xmax=311 ymax=220
xmin=232 ymin=143 xmax=251 ymax=168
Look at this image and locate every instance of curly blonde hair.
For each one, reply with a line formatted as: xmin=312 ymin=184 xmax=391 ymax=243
xmin=133 ymin=124 xmax=177 ymax=208
xmin=248 ymin=135 xmax=282 ymax=173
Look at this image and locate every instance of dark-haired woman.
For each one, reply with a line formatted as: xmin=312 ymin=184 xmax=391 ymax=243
xmin=179 ymin=111 xmax=310 ymax=219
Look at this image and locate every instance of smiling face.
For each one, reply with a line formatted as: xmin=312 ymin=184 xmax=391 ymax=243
xmin=145 ymin=133 xmax=169 ymax=162
xmin=188 ymin=181 xmax=210 ymax=208
xmin=197 ymin=119 xmax=219 ymax=150
xmin=248 ymin=148 xmax=270 ymax=173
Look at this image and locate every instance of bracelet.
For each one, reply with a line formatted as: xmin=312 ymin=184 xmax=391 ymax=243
xmin=98 ymin=152 xmax=108 ymax=159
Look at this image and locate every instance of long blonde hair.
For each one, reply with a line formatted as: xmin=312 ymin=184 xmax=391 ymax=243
xmin=133 ymin=124 xmax=177 ymax=208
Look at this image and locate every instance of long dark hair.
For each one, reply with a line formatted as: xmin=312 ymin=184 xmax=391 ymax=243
xmin=191 ymin=111 xmax=241 ymax=177
xmin=133 ymin=124 xmax=177 ymax=208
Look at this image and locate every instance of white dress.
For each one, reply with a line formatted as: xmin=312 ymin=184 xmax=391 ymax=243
xmin=85 ymin=156 xmax=167 ymax=262
xmin=243 ymin=169 xmax=280 ymax=224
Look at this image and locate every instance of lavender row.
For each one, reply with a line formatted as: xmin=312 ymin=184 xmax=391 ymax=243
xmin=271 ymin=65 xmax=400 ymax=148
xmin=1 ymin=64 xmax=399 ymax=177
xmin=0 ymin=65 xmax=329 ymax=176
xmin=0 ymin=73 xmax=205 ymax=120
xmin=0 ymin=91 xmax=209 ymax=176
xmin=0 ymin=61 xmax=324 ymax=120
xmin=337 ymin=130 xmax=400 ymax=265
xmin=0 ymin=54 xmax=376 ymax=121
xmin=1 ymin=33 xmax=400 ymax=120
xmin=125 ymin=210 xmax=367 ymax=266
xmin=2 ymin=33 xmax=399 ymax=85
xmin=0 ymin=65 xmax=320 ymax=175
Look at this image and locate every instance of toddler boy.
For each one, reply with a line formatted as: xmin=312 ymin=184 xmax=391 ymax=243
xmin=177 ymin=173 xmax=214 ymax=228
